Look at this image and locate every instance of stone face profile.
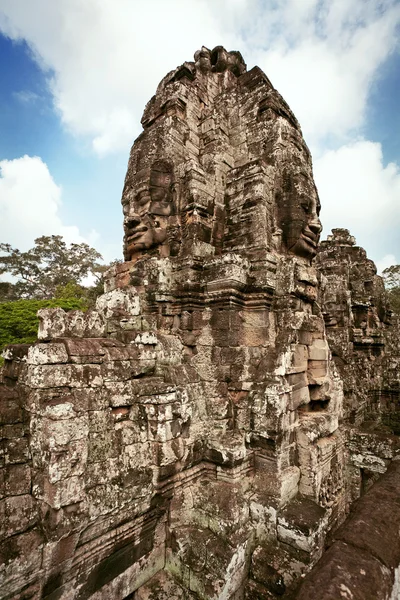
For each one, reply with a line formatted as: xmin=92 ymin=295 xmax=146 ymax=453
xmin=277 ymin=172 xmax=322 ymax=259
xmin=1 ymin=46 xmax=400 ymax=600
xmin=124 ymin=160 xmax=176 ymax=259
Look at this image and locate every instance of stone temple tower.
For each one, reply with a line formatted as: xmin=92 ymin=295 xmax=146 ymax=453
xmin=1 ymin=46 xmax=400 ymax=600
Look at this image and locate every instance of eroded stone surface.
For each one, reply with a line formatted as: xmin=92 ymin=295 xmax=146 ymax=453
xmin=297 ymin=460 xmax=400 ymax=600
xmin=0 ymin=47 xmax=399 ymax=600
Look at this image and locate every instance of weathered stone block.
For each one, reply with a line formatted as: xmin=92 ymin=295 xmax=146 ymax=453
xmin=307 ymin=359 xmax=328 ymax=380
xmin=29 ymin=364 xmax=103 ymax=388
xmin=74 ymin=387 xmax=109 ymax=411
xmin=0 ymin=394 xmax=23 ymax=425
xmin=135 ymin=570 xmax=198 ymax=599
xmin=0 ymin=527 xmax=43 ymax=598
xmin=296 ymin=541 xmax=392 ymax=600
xmin=4 ymin=436 xmax=30 ymax=465
xmin=86 ymin=482 xmax=120 ymax=518
xmin=47 ymin=438 xmax=88 ymax=483
xmin=88 ymin=431 xmax=117 ymax=463
xmin=244 ymin=579 xmax=273 ymax=600
xmin=27 ymin=343 xmax=69 ymax=365
xmin=63 ymin=338 xmax=108 ymax=362
xmin=277 ymin=496 xmax=328 ymax=554
xmin=38 ymin=307 xmax=67 ymax=340
xmin=2 ymin=423 xmax=25 ymax=439
xmin=42 ymin=475 xmax=85 ymax=509
xmin=88 ymin=409 xmax=112 ymax=433
xmin=3 ymin=494 xmax=37 ymax=536
xmin=4 ymin=464 xmax=31 ymax=496
xmin=308 ymin=339 xmax=329 ymax=361
xmin=289 ymin=386 xmax=310 ymax=411
xmin=85 ymin=457 xmax=120 ymax=490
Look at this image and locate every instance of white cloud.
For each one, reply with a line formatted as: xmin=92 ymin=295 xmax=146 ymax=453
xmin=92 ymin=107 xmax=138 ymax=157
xmin=1 ymin=0 xmax=398 ymax=155
xmin=0 ymin=0 xmax=234 ymax=155
xmin=236 ymin=0 xmax=400 ymax=149
xmin=314 ymin=140 xmax=400 ymax=265
xmin=376 ymin=254 xmax=397 ymax=274
xmin=0 ymin=155 xmax=97 ymax=250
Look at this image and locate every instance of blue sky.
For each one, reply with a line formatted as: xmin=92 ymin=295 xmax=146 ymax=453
xmin=367 ymin=49 xmax=400 ymax=166
xmin=0 ymin=0 xmax=399 ymax=271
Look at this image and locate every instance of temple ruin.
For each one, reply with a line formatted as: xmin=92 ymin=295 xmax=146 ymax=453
xmin=1 ymin=46 xmax=400 ymax=600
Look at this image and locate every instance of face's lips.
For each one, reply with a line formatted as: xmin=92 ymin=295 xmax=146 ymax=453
xmin=301 ymin=230 xmax=319 ymax=246
xmin=129 ymin=225 xmax=148 ymax=233
xmin=126 ymin=226 xmax=150 ymax=242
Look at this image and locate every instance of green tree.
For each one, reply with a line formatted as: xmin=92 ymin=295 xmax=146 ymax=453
xmin=0 ymin=296 xmax=88 ymax=365
xmin=0 ymin=235 xmax=104 ymax=300
xmin=0 ymin=281 xmax=18 ymax=301
xmin=382 ymin=264 xmax=400 ymax=315
xmin=0 ymin=297 xmax=87 ymax=348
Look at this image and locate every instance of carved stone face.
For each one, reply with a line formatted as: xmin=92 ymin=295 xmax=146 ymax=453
xmin=125 ymin=161 xmax=174 ymax=259
xmin=278 ymin=172 xmax=322 ymax=260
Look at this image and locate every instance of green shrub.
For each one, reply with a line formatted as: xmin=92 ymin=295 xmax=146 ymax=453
xmin=0 ymin=297 xmax=87 ymax=354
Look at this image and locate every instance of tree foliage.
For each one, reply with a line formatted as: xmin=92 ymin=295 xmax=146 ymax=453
xmin=0 ymin=281 xmax=19 ymax=301
xmin=382 ymin=264 xmax=400 ymax=315
xmin=0 ymin=235 xmax=104 ymax=299
xmin=0 ymin=236 xmax=123 ymax=364
xmin=0 ymin=297 xmax=87 ymax=359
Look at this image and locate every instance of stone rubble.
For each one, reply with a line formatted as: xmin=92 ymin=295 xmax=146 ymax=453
xmin=1 ymin=46 xmax=400 ymax=600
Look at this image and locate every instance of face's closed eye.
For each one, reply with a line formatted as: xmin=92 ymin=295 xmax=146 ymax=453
xmin=301 ymin=200 xmax=310 ymax=214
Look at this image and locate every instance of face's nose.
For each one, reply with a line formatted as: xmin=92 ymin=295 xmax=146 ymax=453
xmin=309 ymin=216 xmax=322 ymax=236
xmin=127 ymin=215 xmax=144 ymax=229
